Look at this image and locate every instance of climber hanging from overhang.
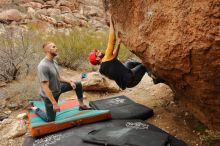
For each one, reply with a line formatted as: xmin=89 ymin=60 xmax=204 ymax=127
xmin=89 ymin=15 xmax=164 ymax=90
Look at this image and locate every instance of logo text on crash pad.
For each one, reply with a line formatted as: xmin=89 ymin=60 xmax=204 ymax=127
xmin=107 ymin=98 xmax=126 ymax=105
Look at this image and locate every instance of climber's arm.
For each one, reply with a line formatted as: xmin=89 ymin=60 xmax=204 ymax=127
xmin=104 ymin=16 xmax=116 ymax=59
xmin=113 ymin=38 xmax=121 ymax=58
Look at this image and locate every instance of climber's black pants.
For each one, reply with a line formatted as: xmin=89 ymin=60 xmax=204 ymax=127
xmin=124 ymin=61 xmax=148 ymax=88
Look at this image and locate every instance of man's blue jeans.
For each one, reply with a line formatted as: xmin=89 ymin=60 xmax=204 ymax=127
xmin=35 ymin=81 xmax=83 ymax=122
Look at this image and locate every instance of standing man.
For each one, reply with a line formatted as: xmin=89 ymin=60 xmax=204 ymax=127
xmin=29 ymin=42 xmax=90 ymax=122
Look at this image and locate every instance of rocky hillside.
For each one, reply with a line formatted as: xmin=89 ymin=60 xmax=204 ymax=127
xmin=104 ymin=0 xmax=220 ymax=130
xmin=0 ymin=0 xmax=108 ymax=31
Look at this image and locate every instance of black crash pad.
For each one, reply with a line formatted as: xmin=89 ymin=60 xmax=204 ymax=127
xmin=83 ymin=127 xmax=169 ymax=146
xmin=89 ymin=95 xmax=154 ymax=120
xmin=22 ymin=120 xmax=187 ymax=146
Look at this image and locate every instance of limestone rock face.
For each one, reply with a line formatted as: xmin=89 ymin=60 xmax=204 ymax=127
xmin=104 ymin=0 xmax=220 ymax=130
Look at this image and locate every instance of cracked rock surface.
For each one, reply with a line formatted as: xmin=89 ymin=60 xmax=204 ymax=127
xmin=104 ymin=0 xmax=220 ymax=130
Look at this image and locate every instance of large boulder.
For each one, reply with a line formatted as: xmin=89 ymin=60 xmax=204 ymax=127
xmin=81 ymin=72 xmax=120 ymax=93
xmin=104 ymin=0 xmax=220 ymax=130
xmin=0 ymin=0 xmax=12 ymax=6
xmin=81 ymin=5 xmax=103 ymax=18
xmin=61 ymin=13 xmax=87 ymax=27
xmin=59 ymin=6 xmax=72 ymax=14
xmin=21 ymin=2 xmax=43 ymax=9
xmin=45 ymin=0 xmax=56 ymax=6
xmin=35 ymin=8 xmax=47 ymax=16
xmin=36 ymin=14 xmax=57 ymax=25
xmin=0 ymin=9 xmax=23 ymax=23
xmin=47 ymin=8 xmax=61 ymax=17
xmin=57 ymin=0 xmax=79 ymax=11
xmin=61 ymin=13 xmax=78 ymax=25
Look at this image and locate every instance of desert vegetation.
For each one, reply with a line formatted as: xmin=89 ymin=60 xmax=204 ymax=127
xmin=0 ymin=26 xmax=42 ymax=82
xmin=0 ymin=25 xmax=133 ymax=82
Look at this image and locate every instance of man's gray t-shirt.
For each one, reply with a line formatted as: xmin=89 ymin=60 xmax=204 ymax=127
xmin=38 ymin=57 xmax=61 ymax=97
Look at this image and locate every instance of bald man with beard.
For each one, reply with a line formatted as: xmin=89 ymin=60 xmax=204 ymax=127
xmin=29 ymin=42 xmax=91 ymax=122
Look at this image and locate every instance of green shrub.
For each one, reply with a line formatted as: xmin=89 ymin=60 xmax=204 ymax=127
xmin=0 ymin=27 xmax=43 ymax=81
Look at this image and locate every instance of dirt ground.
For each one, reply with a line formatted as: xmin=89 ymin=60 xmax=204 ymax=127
xmin=0 ymin=68 xmax=219 ymax=146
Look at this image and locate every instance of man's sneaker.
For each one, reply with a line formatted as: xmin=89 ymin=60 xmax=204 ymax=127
xmin=27 ymin=102 xmax=34 ymax=110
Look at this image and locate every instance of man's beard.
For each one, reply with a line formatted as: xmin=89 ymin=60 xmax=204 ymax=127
xmin=51 ymin=52 xmax=58 ymax=57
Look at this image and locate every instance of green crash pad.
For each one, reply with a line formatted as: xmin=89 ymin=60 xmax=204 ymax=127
xmin=29 ymin=100 xmax=111 ymax=137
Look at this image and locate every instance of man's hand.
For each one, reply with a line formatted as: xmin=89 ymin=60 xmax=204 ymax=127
xmin=69 ymin=80 xmax=76 ymax=89
xmin=53 ymin=103 xmax=60 ymax=112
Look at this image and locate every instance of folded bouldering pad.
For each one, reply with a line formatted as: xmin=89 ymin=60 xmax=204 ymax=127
xmin=83 ymin=127 xmax=169 ymax=146
xmin=89 ymin=95 xmax=154 ymax=120
xmin=28 ymin=100 xmax=111 ymax=137
xmin=23 ymin=119 xmax=187 ymax=146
